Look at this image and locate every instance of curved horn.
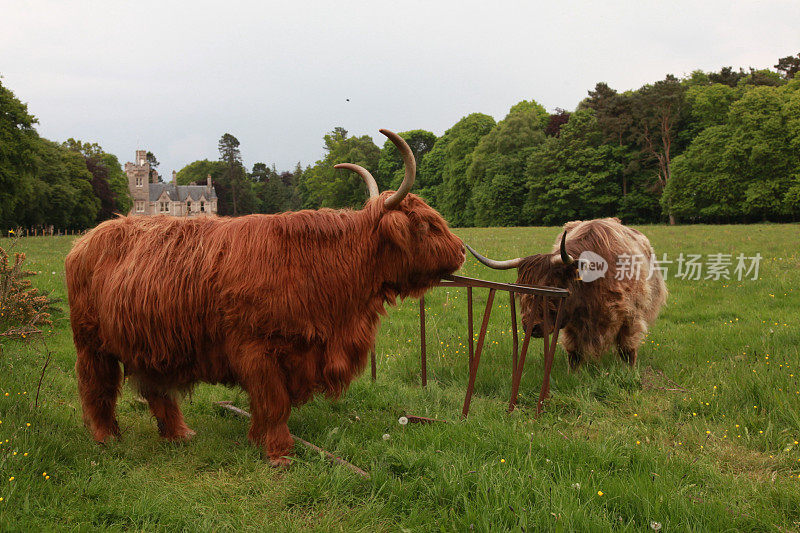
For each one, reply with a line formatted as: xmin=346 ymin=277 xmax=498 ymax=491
xmin=465 ymin=243 xmax=522 ymax=270
xmin=333 ymin=163 xmax=379 ymax=198
xmin=560 ymin=230 xmax=574 ymax=264
xmin=380 ymin=129 xmax=416 ymax=209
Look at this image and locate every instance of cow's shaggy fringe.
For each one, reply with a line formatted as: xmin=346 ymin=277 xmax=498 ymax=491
xmin=65 ymin=192 xmax=464 ymax=464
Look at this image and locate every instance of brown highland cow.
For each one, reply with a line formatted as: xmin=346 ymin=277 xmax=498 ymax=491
xmin=467 ymin=218 xmax=666 ymax=369
xmin=65 ymin=130 xmax=465 ymax=465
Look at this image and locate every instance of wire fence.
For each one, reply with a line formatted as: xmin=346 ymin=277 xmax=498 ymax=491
xmin=4 ymin=227 xmax=87 ymax=238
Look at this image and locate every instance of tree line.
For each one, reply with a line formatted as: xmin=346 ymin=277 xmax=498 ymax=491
xmin=1 ymin=80 xmax=131 ymax=230
xmin=187 ymin=53 xmax=799 ymax=225
xmin=2 ymin=52 xmax=798 ymax=229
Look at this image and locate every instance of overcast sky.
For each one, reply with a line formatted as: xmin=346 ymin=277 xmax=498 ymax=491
xmin=1 ymin=1 xmax=798 ymax=175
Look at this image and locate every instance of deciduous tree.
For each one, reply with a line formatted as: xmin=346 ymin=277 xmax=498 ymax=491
xmin=301 ymin=128 xmax=380 ymax=209
xmin=469 ymin=100 xmax=549 ymax=226
xmin=631 ymin=75 xmax=686 ymax=224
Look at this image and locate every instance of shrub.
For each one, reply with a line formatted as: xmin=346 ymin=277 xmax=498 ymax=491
xmin=0 ymin=235 xmax=51 ymax=339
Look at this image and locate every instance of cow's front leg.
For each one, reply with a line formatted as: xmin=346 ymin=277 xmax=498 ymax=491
xmin=567 ymin=351 xmax=584 ymax=372
xmin=237 ymin=346 xmax=294 ymax=467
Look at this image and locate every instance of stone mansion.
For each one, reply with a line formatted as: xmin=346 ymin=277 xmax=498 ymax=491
xmin=125 ymin=150 xmax=218 ymax=217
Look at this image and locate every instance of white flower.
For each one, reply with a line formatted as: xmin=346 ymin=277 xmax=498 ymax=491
xmin=398 ymin=416 xmax=408 ymax=426
xmin=650 ymin=522 xmax=662 ymax=531
xmin=571 ymin=483 xmax=580 ymax=489
xmin=382 ymin=433 xmax=391 ymax=441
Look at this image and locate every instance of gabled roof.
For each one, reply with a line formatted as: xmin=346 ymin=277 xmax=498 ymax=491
xmin=149 ymin=183 xmax=218 ymax=202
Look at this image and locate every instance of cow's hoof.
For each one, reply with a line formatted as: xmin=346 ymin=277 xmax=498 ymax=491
xmin=93 ymin=432 xmax=118 ymax=445
xmin=91 ymin=422 xmax=121 ymax=444
xmin=269 ymin=455 xmax=292 ymax=468
xmin=171 ymin=428 xmax=197 ymax=441
xmin=164 ymin=427 xmax=196 ymax=442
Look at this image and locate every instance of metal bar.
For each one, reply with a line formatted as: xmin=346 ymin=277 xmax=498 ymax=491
xmin=509 ymin=291 xmax=518 ymax=374
xmin=420 ymin=296 xmax=427 ymax=387
xmin=467 ymin=286 xmax=474 ymax=369
xmin=508 ymin=315 xmax=535 ymax=413
xmin=405 ymin=415 xmax=446 ymax=424
xmin=370 ymin=348 xmax=376 ymax=381
xmin=536 ymin=297 xmax=565 ymax=416
xmin=541 ymin=297 xmax=551 ymax=372
xmin=440 ymin=274 xmax=569 ymax=298
xmin=214 ymin=401 xmax=371 ymax=478
xmin=461 ymin=288 xmax=496 ymax=418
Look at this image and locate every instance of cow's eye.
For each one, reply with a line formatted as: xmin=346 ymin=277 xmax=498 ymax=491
xmin=418 ymin=221 xmax=430 ymax=234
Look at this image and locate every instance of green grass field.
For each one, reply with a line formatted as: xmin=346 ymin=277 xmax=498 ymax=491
xmin=1 ymin=224 xmax=799 ymax=531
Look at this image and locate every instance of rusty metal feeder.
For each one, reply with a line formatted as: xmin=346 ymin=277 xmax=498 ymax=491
xmin=371 ymin=274 xmax=569 ymax=417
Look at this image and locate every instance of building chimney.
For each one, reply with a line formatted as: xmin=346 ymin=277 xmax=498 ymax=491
xmin=207 ymin=174 xmax=212 ymax=189
xmin=172 ymin=170 xmax=177 ymax=186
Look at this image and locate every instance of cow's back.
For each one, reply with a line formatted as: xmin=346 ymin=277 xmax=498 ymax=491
xmin=66 ymin=216 xmax=224 ymax=369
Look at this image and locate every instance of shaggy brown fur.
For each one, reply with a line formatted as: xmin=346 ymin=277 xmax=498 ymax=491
xmin=516 ymin=218 xmax=667 ymax=370
xmin=65 ymin=191 xmax=465 ymax=465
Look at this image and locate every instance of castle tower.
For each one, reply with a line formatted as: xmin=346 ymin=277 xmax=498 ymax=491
xmin=125 ymin=150 xmax=151 ymax=215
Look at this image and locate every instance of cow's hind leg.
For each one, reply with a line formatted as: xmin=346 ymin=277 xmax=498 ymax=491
xmin=139 ymin=384 xmax=195 ymax=441
xmin=237 ymin=344 xmax=293 ymax=467
xmin=76 ymin=347 xmax=122 ymax=443
xmin=616 ymin=319 xmax=646 ymax=367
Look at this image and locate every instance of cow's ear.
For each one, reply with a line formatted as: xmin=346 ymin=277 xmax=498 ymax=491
xmin=378 ymin=210 xmax=411 ymax=249
xmin=554 ymin=255 xmax=580 ymax=279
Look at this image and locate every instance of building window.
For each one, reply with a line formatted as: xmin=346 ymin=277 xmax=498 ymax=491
xmin=200 ymin=201 xmax=205 ymax=212
xmin=136 ymin=176 xmax=143 ymax=187
xmin=186 ymin=201 xmax=192 ymax=212
xmin=160 ymin=201 xmax=169 ymax=213
xmin=135 ymin=201 xmax=145 ymax=213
